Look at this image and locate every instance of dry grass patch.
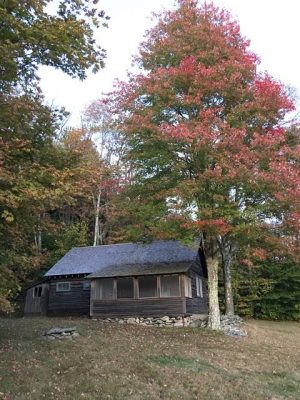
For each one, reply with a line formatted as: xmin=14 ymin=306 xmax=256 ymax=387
xmin=0 ymin=318 xmax=299 ymax=400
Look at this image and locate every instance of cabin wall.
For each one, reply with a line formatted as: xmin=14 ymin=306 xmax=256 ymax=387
xmin=90 ymin=274 xmax=186 ymax=317
xmin=24 ymin=283 xmax=49 ymax=316
xmin=47 ymin=277 xmax=90 ymax=316
xmin=91 ymin=298 xmax=185 ymax=318
xmin=41 ymin=266 xmax=207 ymax=318
xmin=185 ymin=270 xmax=208 ymax=314
xmin=90 ymin=271 xmax=207 ymax=318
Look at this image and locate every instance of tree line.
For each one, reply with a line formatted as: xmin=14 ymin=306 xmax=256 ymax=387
xmin=1 ymin=1 xmax=299 ymax=326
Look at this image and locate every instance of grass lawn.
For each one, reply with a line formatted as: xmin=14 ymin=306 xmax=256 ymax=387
xmin=0 ymin=318 xmax=299 ymax=400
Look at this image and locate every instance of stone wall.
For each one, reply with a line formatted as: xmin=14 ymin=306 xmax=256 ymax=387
xmin=93 ymin=314 xmax=247 ymax=336
xmin=94 ymin=314 xmax=208 ymax=328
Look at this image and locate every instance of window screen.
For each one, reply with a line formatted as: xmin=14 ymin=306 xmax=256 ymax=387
xmin=160 ymin=275 xmax=180 ymax=297
xmin=117 ymin=277 xmax=134 ymax=299
xmin=33 ymin=286 xmax=42 ymax=297
xmin=83 ymin=281 xmax=91 ymax=290
xmin=196 ymin=276 xmax=203 ymax=297
xmin=185 ymin=277 xmax=192 ymax=298
xmin=95 ymin=279 xmax=114 ymax=300
xmin=56 ymin=282 xmax=70 ymax=292
xmin=139 ymin=276 xmax=157 ymax=298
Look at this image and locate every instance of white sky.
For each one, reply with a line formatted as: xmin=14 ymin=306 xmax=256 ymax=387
xmin=39 ymin=0 xmax=300 ymax=126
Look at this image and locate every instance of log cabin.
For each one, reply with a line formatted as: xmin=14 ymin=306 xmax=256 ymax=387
xmin=24 ymin=240 xmax=208 ymax=317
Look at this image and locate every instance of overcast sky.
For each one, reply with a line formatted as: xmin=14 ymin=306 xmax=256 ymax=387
xmin=39 ymin=0 xmax=300 ymax=126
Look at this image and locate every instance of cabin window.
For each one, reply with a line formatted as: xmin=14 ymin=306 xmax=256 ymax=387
xmin=117 ymin=277 xmax=134 ymax=299
xmin=33 ymin=286 xmax=42 ymax=297
xmin=160 ymin=275 xmax=180 ymax=297
xmin=139 ymin=276 xmax=157 ymax=298
xmin=196 ymin=276 xmax=203 ymax=297
xmin=83 ymin=281 xmax=91 ymax=290
xmin=184 ymin=277 xmax=192 ymax=298
xmin=56 ymin=282 xmax=71 ymax=292
xmin=95 ymin=279 xmax=114 ymax=300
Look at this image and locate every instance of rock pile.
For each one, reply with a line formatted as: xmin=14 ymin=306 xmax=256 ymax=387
xmin=42 ymin=327 xmax=80 ymax=340
xmin=220 ymin=315 xmax=247 ymax=337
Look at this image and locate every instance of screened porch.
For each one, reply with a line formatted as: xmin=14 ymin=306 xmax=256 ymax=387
xmin=90 ymin=274 xmax=195 ymax=301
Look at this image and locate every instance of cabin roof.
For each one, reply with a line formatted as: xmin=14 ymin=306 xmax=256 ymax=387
xmin=24 ymin=279 xmax=49 ymax=291
xmin=87 ymin=261 xmax=191 ymax=279
xmin=45 ymin=240 xmax=198 ymax=277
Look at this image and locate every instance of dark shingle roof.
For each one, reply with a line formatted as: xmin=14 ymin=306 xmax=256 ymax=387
xmin=45 ymin=240 xmax=198 ymax=277
xmin=87 ymin=262 xmax=191 ymax=278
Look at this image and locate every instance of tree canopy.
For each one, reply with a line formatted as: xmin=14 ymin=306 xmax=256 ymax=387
xmin=0 ymin=0 xmax=108 ymax=93
xmin=104 ymin=0 xmax=300 ymax=329
xmin=0 ymin=0 xmax=109 ymax=312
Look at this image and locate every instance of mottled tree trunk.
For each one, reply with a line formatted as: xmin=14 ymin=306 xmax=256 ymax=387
xmin=207 ymin=255 xmax=221 ymax=330
xmin=223 ymin=254 xmax=234 ymax=316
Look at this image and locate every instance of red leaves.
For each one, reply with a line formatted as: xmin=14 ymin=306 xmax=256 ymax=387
xmin=252 ymin=248 xmax=268 ymax=261
xmin=183 ymin=218 xmax=231 ymax=236
xmin=102 ymin=0 xmax=300 ymax=247
xmin=178 ymin=55 xmax=197 ymax=75
xmin=160 ymin=122 xmax=195 ymax=142
xmin=284 ymin=212 xmax=300 ymax=232
xmin=251 ymin=129 xmax=285 ymax=149
xmin=253 ymin=74 xmax=295 ymax=114
xmin=101 ymin=177 xmax=129 ymax=196
xmin=241 ymin=259 xmax=254 ymax=268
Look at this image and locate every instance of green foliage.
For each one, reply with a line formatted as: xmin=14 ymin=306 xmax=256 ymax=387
xmin=0 ymin=0 xmax=108 ymax=93
xmin=256 ymin=259 xmax=300 ymax=320
xmin=0 ymin=0 xmax=109 ymax=312
xmin=53 ymin=222 xmax=89 ymax=259
xmin=232 ymin=257 xmax=300 ymax=321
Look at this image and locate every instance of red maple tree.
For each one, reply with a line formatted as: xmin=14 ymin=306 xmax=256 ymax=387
xmin=105 ymin=1 xmax=300 ymax=329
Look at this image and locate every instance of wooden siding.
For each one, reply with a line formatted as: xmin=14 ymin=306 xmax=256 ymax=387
xmin=90 ymin=274 xmax=186 ymax=317
xmin=47 ymin=278 xmax=90 ymax=316
xmin=45 ymin=267 xmax=207 ymax=318
xmin=24 ymin=283 xmax=49 ymax=316
xmin=90 ymin=271 xmax=208 ymax=318
xmin=91 ymin=298 xmax=185 ymax=318
xmin=185 ymin=270 xmax=208 ymax=314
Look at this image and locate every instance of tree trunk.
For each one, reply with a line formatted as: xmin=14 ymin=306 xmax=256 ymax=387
xmin=223 ymin=254 xmax=235 ymax=316
xmin=34 ymin=230 xmax=42 ymax=252
xmin=93 ymin=188 xmax=101 ymax=246
xmin=34 ymin=214 xmax=42 ymax=252
xmin=37 ymin=229 xmax=42 ymax=252
xmin=220 ymin=240 xmax=235 ymax=316
xmin=99 ymin=220 xmax=109 ymax=245
xmin=207 ymin=255 xmax=221 ymax=330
